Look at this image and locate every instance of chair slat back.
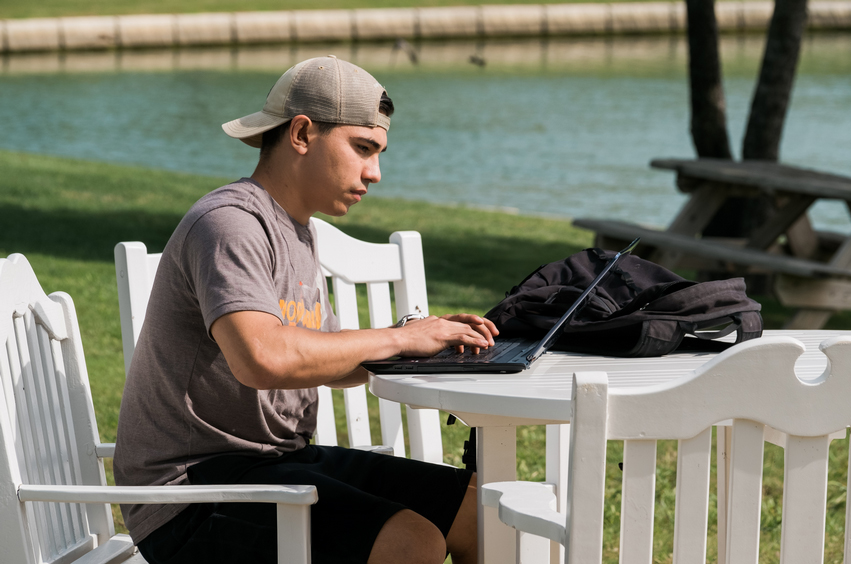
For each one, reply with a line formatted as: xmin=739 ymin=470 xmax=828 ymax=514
xmin=725 ymin=419 xmax=765 ymax=564
xmin=310 ymin=218 xmax=440 ymax=462
xmin=566 ymin=336 xmax=851 ymax=564
xmin=114 ymin=242 xmax=161 ymax=376
xmin=114 ymin=218 xmax=444 ymax=464
xmin=386 ymin=231 xmax=443 ymax=463
xmin=618 ymin=439 xmax=656 ymax=564
xmin=780 ymin=435 xmax=831 ymax=563
xmin=0 ymin=254 xmax=111 ymax=564
xmin=671 ymin=428 xmax=712 ymax=564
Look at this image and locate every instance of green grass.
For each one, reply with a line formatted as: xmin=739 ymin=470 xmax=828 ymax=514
xmin=1 ymin=148 xmax=849 ymax=562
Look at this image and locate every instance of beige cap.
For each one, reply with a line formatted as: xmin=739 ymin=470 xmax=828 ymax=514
xmin=222 ymin=55 xmax=390 ymax=148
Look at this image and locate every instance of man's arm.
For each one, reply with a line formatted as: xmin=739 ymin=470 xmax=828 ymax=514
xmin=325 ymin=366 xmax=370 ymax=389
xmin=211 ymin=311 xmax=496 ymax=390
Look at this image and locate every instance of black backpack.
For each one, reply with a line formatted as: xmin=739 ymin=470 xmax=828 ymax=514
xmin=484 ymin=248 xmax=763 ymax=357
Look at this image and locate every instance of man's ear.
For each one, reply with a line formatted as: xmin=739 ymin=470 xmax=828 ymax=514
xmin=289 ymin=115 xmax=313 ymax=155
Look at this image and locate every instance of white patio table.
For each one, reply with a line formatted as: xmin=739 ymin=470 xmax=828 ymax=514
xmin=369 ymin=330 xmax=845 ymax=564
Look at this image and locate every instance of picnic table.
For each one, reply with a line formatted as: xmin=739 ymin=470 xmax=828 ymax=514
xmin=574 ymin=158 xmax=851 ymax=329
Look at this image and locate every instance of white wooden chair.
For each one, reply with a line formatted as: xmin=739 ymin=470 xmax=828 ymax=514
xmin=483 ymin=335 xmax=851 ymax=564
xmin=0 ymin=253 xmax=317 ymax=564
xmin=114 ymin=217 xmax=444 ymax=463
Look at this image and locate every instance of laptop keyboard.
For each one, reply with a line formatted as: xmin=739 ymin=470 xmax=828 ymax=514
xmin=430 ymin=339 xmax=524 ymax=362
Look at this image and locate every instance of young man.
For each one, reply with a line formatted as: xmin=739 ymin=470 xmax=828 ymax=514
xmin=114 ymin=56 xmax=497 ymax=564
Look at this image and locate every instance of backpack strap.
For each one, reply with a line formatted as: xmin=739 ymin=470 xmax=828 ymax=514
xmin=734 ymin=310 xmax=764 ymax=343
xmin=684 ymin=311 xmax=764 ymax=344
xmin=688 ymin=315 xmax=742 ymax=341
xmin=591 ymin=248 xmax=641 ymax=293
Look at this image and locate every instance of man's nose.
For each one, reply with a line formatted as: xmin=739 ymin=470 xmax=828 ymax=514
xmin=364 ymin=157 xmax=381 ymax=184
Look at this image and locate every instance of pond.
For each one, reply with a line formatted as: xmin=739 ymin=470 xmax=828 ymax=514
xmin=1 ymin=33 xmax=850 ymax=230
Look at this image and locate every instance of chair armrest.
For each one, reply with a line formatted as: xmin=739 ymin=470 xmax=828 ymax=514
xmin=481 ymin=481 xmax=565 ymax=544
xmin=96 ymin=443 xmax=115 ymax=458
xmin=20 ymin=484 xmax=317 ymax=564
xmin=18 ymin=484 xmax=317 ymax=506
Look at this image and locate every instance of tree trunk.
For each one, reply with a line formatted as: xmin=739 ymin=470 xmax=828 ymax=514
xmin=705 ymin=0 xmax=809 ymax=238
xmin=686 ymin=0 xmax=732 ymax=159
xmin=686 ymin=0 xmax=741 ymax=237
xmin=742 ymin=0 xmax=809 ymax=161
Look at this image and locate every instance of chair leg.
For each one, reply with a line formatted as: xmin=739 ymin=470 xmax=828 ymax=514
xmin=517 ymin=530 xmax=550 ymax=564
xmin=276 ymin=504 xmax=311 ymax=564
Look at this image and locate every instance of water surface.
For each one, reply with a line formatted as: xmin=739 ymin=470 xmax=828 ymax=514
xmin=1 ymin=34 xmax=849 ymax=230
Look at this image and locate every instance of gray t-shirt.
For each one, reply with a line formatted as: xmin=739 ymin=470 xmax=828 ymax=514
xmin=114 ymin=178 xmax=339 ymax=543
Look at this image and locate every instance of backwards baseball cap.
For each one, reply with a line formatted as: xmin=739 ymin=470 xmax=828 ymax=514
xmin=222 ymin=55 xmax=390 ymax=148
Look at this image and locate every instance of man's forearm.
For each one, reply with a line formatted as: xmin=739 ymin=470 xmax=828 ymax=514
xmin=212 ymin=310 xmax=494 ymax=391
xmin=213 ymin=311 xmax=404 ymax=390
xmin=325 ymin=366 xmax=370 ymax=389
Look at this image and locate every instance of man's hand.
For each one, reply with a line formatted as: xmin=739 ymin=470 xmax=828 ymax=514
xmin=441 ymin=313 xmax=499 ymax=354
xmin=396 ymin=314 xmax=499 ymax=357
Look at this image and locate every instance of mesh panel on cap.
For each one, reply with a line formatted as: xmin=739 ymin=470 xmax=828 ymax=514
xmin=285 ymin=60 xmax=342 ymax=123
xmin=339 ymin=63 xmax=383 ymax=127
xmin=263 ymin=59 xmax=307 ymax=117
xmin=283 ymin=57 xmax=384 ymax=128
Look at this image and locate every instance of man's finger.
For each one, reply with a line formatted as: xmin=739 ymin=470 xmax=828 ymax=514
xmin=443 ymin=313 xmax=482 ymax=325
xmin=470 ymin=323 xmax=495 ymax=346
xmin=456 ymin=327 xmax=488 ymax=349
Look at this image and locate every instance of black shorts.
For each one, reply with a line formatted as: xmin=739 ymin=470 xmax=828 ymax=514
xmin=137 ymin=446 xmax=474 ymax=564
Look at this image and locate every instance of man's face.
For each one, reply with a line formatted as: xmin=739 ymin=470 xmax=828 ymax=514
xmin=302 ymin=123 xmax=387 ymax=217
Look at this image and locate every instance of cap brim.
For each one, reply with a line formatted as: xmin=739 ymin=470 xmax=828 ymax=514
xmin=222 ymin=110 xmax=289 ymax=149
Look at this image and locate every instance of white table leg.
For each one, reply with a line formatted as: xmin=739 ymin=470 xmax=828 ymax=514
xmin=518 ymin=529 xmax=551 ymax=564
xmin=476 ymin=426 xmax=517 ymax=564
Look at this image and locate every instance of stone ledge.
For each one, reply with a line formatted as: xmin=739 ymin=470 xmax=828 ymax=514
xmin=117 ymin=14 xmax=176 ymax=48
xmin=2 ymin=2 xmax=850 ymax=53
xmin=63 ymin=16 xmax=117 ymax=49
xmin=176 ymin=13 xmax=233 ymax=46
xmin=418 ymin=6 xmax=479 ymax=38
xmin=234 ymin=11 xmax=292 ymax=44
xmin=6 ymin=18 xmax=62 ymax=52
xmin=291 ymin=9 xmax=351 ymax=42
xmin=354 ymin=8 xmax=416 ymax=40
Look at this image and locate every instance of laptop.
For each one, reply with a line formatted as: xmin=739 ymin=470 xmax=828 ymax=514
xmin=363 ymin=237 xmax=640 ymax=375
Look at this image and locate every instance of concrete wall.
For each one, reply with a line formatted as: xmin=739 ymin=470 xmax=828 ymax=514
xmin=6 ymin=32 xmax=849 ymax=75
xmin=1 ymin=2 xmax=850 ymax=53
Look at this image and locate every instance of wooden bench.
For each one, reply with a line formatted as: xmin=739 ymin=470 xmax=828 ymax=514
xmin=574 ymin=218 xmax=851 ymax=279
xmin=573 ymin=158 xmax=851 ymax=328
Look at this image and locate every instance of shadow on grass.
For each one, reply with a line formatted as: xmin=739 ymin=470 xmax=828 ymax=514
xmin=0 ymin=204 xmax=183 ymax=261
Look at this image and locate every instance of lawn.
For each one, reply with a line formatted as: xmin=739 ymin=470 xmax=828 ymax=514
xmin=1 ymin=148 xmax=848 ymax=562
